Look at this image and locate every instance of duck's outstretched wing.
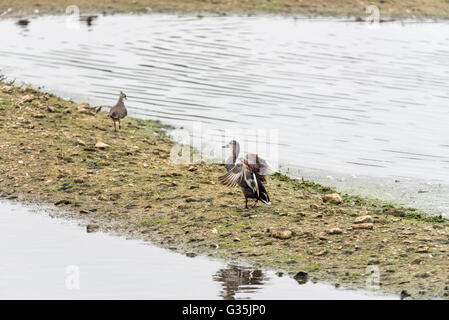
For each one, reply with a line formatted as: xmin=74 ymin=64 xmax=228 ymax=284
xmin=245 ymin=153 xmax=277 ymax=176
xmin=219 ymin=159 xmax=259 ymax=195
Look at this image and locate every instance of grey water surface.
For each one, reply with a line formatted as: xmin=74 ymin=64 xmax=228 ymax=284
xmin=0 ymin=200 xmax=395 ymax=299
xmin=1 ymin=14 xmax=448 ymax=216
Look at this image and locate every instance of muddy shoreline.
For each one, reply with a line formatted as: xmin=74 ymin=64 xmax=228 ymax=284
xmin=1 ymin=0 xmax=449 ymax=19
xmin=1 ymin=82 xmax=448 ymax=299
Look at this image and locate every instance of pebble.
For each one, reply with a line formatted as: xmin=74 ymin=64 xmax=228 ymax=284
xmin=352 ymin=223 xmax=374 ymax=230
xmin=415 ymin=272 xmax=430 ymax=278
xmin=309 ymin=248 xmax=327 ymax=256
xmin=354 ymin=215 xmax=374 ymax=224
xmin=328 ymin=227 xmax=343 ymax=235
xmin=86 ymin=224 xmax=99 ymax=233
xmin=54 ymin=199 xmax=70 ymax=206
xmin=95 ymin=141 xmax=110 ymax=149
xmin=416 ymin=246 xmax=429 ymax=253
xmin=272 ymin=229 xmax=293 ymax=239
xmin=400 ymin=290 xmax=411 ymax=300
xmin=293 ymin=271 xmax=308 ymax=284
xmin=322 ymin=193 xmax=342 ymax=204
xmin=19 ymin=94 xmax=34 ymax=103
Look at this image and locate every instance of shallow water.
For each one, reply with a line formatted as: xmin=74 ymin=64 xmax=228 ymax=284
xmin=0 ymin=14 xmax=449 ymax=216
xmin=0 ymin=201 xmax=394 ymax=299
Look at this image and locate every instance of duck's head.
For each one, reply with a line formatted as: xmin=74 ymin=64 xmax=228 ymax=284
xmin=222 ymin=140 xmax=238 ymax=149
xmin=120 ymin=91 xmax=127 ymax=100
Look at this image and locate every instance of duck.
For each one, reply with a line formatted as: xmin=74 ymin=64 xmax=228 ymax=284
xmin=96 ymin=91 xmax=128 ymax=131
xmin=80 ymin=15 xmax=98 ymax=26
xmin=220 ymin=140 xmax=276 ymax=209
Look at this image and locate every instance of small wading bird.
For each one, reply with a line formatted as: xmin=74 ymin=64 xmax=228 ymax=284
xmin=219 ymin=140 xmax=276 ymax=209
xmin=96 ymin=91 xmax=128 ymax=131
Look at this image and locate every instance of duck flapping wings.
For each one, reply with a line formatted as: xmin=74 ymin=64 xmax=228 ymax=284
xmin=219 ymin=158 xmax=261 ymax=196
xmin=219 ymin=155 xmax=276 ymax=194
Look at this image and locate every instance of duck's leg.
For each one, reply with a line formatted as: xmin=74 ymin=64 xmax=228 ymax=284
xmin=252 ymin=199 xmax=258 ymax=207
xmin=113 ymin=120 xmax=117 ymax=132
xmin=245 ymin=198 xmax=248 ymax=209
xmin=119 ymin=119 xmax=121 ymax=130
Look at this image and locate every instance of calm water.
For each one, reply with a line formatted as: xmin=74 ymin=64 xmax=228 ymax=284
xmin=0 ymin=200 xmax=394 ymax=299
xmin=0 ymin=14 xmax=449 ymax=216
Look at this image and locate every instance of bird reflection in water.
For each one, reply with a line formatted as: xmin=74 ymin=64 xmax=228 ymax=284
xmin=213 ymin=265 xmax=269 ymax=300
xmin=80 ymin=15 xmax=98 ymax=27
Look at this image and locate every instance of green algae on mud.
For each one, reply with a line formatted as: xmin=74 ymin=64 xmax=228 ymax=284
xmin=1 ymin=81 xmax=449 ymax=299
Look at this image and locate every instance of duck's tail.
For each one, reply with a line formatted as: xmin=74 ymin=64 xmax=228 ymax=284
xmin=257 ymin=182 xmax=271 ymax=205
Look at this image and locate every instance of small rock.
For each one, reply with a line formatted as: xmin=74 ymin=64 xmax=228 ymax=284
xmin=186 ymin=252 xmax=197 ymax=258
xmin=415 ymin=272 xmax=430 ymax=278
xmin=322 ymin=193 xmax=342 ymax=204
xmin=95 ymin=142 xmax=110 ymax=149
xmin=86 ymin=224 xmax=99 ymax=233
xmin=354 ymin=215 xmax=374 ymax=224
xmin=233 ymin=237 xmax=241 ymax=242
xmin=400 ymin=290 xmax=411 ymax=300
xmin=54 ymin=199 xmax=70 ymax=206
xmin=272 ymin=229 xmax=293 ymax=239
xmin=309 ymin=248 xmax=327 ymax=256
xmin=293 ymin=271 xmax=308 ymax=284
xmin=318 ymin=233 xmax=327 ymax=241
xmin=416 ymin=246 xmax=429 ymax=253
xmin=328 ymin=227 xmax=343 ymax=235
xmin=19 ymin=94 xmax=34 ymax=103
xmin=76 ymin=139 xmax=86 ymax=146
xmin=352 ymin=223 xmax=374 ymax=230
